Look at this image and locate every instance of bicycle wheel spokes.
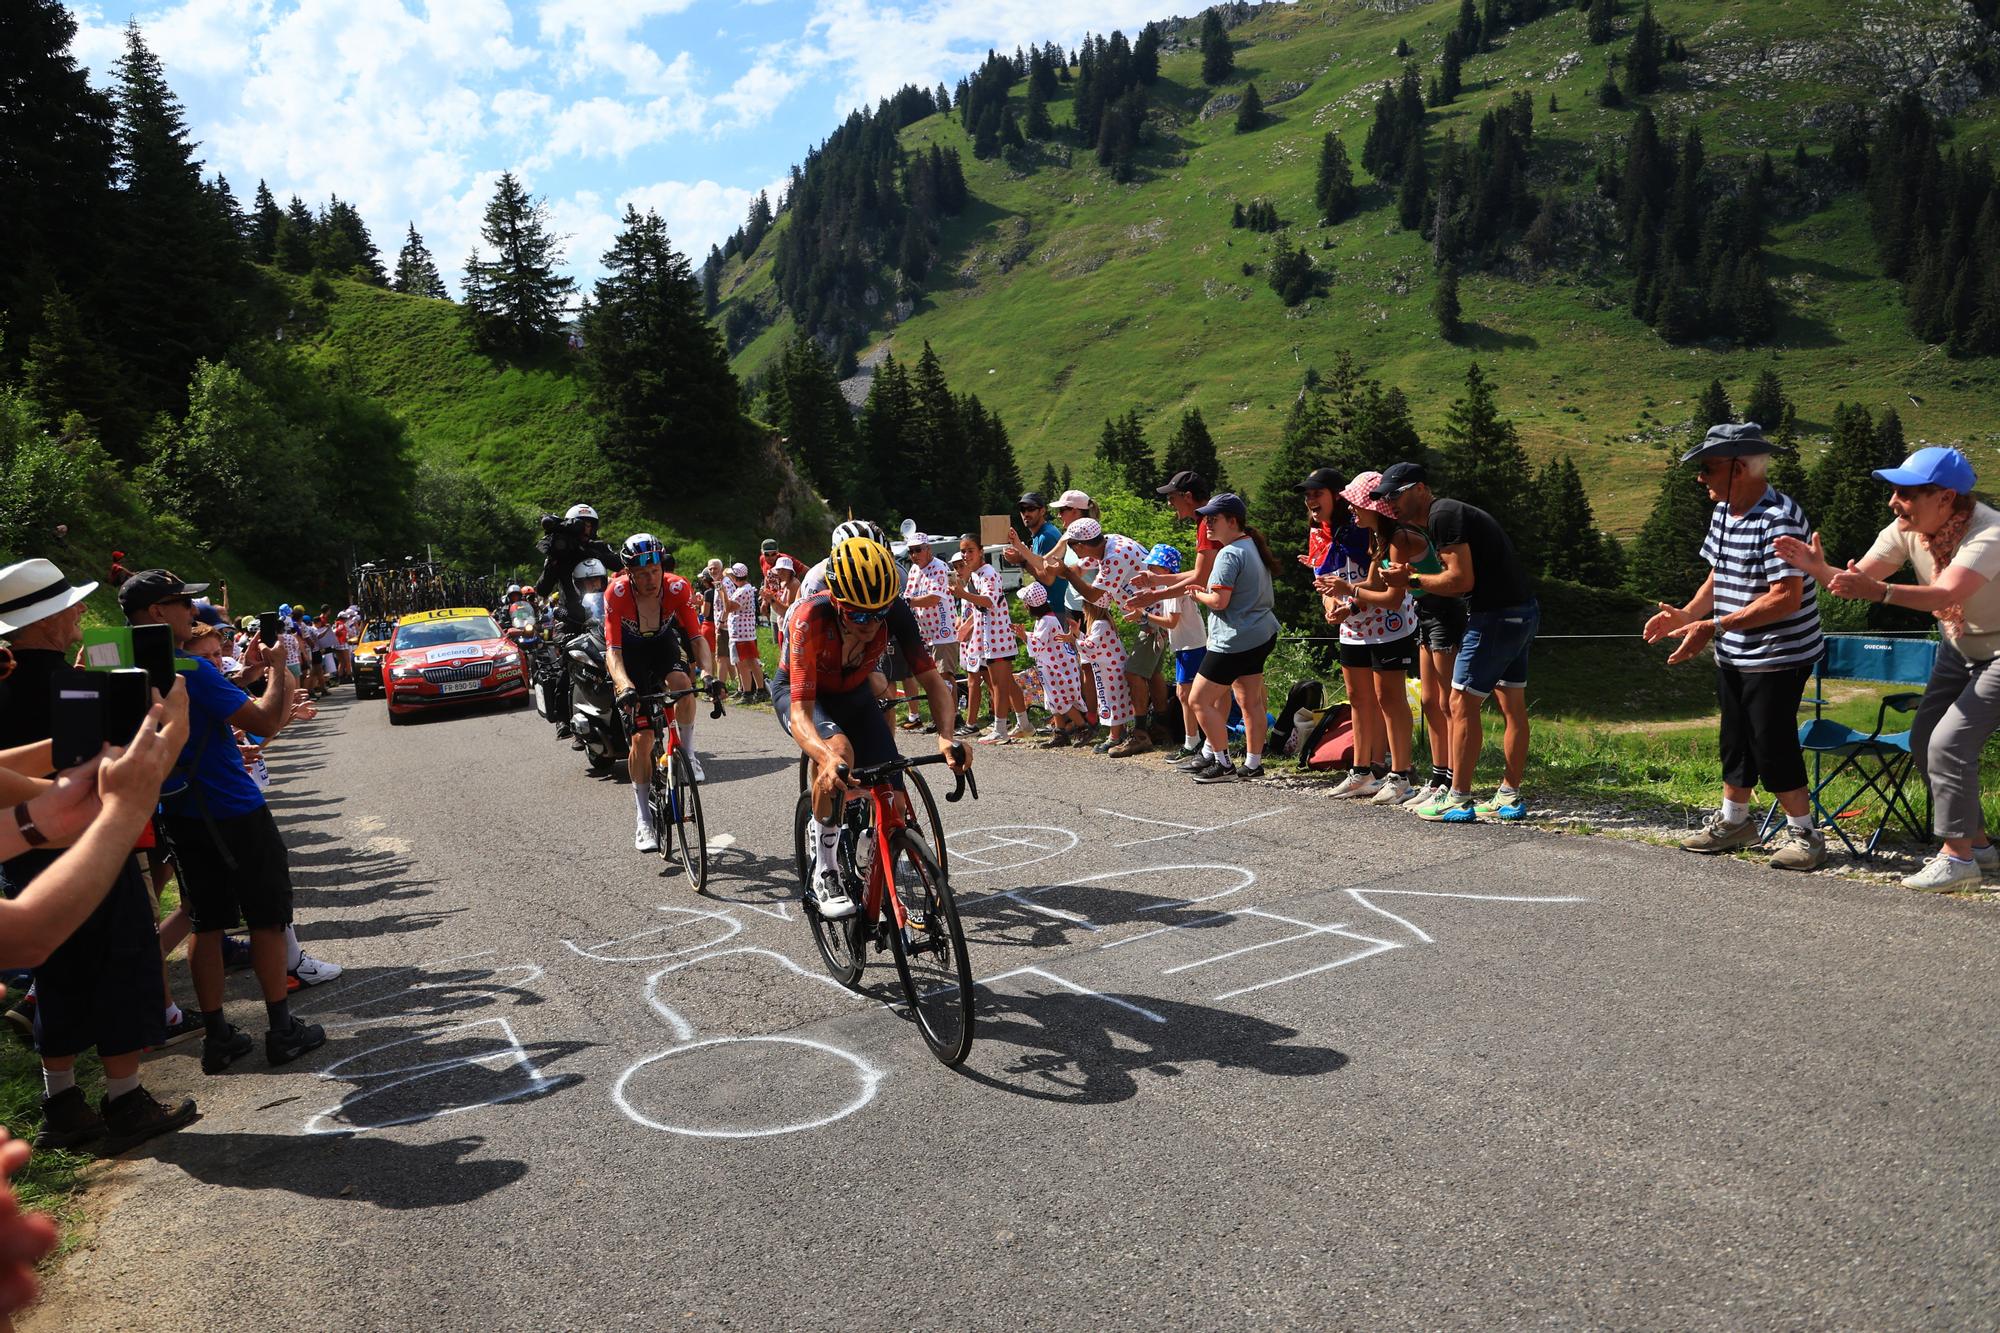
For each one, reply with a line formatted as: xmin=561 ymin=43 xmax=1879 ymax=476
xmin=886 ymin=830 xmax=974 ymax=1067
xmin=671 ymin=747 xmax=707 ymax=890
xmin=796 ymin=792 xmax=863 ymax=988
xmin=650 ymin=742 xmax=674 ymax=869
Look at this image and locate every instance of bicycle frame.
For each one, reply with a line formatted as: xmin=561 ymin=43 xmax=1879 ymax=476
xmin=849 ymin=783 xmax=913 ymax=933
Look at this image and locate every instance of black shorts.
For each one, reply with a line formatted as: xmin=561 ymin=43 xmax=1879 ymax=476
xmin=620 ymin=635 xmax=690 ymax=695
xmin=1197 ymin=635 xmax=1278 ymax=686
xmin=163 ymin=805 xmax=296 ymax=934
xmin=770 ymin=672 xmax=899 ymax=772
xmin=31 ymin=861 xmax=165 ymax=1059
xmin=1716 ymin=662 xmax=1814 ymax=794
xmin=1338 ymin=632 xmax=1419 ymax=674
xmin=1416 ymin=596 xmax=1467 ymax=652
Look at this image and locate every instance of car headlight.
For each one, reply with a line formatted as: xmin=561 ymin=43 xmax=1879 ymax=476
xmin=390 ymin=665 xmax=423 ymax=680
xmin=356 ymin=652 xmax=379 ymax=664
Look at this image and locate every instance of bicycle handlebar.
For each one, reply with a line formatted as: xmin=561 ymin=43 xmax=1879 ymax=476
xmin=836 ymin=744 xmax=978 ymax=803
xmin=634 ymin=683 xmax=727 ymax=720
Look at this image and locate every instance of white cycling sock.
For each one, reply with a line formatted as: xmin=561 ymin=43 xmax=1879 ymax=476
xmin=632 ymin=783 xmax=651 ymax=825
xmin=285 ymin=923 xmax=302 ymax=971
xmin=810 ymin=817 xmax=841 ymax=874
xmin=681 ymin=715 xmax=696 ymax=751
xmin=1185 ymin=733 xmax=1200 ymax=750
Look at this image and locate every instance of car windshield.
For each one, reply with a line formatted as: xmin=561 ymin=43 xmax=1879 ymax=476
xmin=393 ymin=617 xmax=501 ymax=650
xmin=364 ymin=620 xmax=394 ymax=641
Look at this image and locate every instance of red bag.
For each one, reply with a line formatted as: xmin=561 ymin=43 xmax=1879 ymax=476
xmin=1302 ymin=704 xmax=1355 ymax=771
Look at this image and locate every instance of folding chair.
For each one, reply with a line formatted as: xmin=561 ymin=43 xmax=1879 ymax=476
xmin=1761 ymin=636 xmax=1937 ymax=858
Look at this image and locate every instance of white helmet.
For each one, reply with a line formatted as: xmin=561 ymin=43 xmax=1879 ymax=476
xmin=565 ymin=503 xmax=599 ymax=523
xmin=572 ymin=557 xmax=607 ymax=581
xmin=831 ymin=518 xmax=888 ymax=551
xmin=506 ymin=583 xmax=521 ymax=595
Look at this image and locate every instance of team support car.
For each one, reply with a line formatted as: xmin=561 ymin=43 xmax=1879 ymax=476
xmin=351 ymin=617 xmax=397 ymax=699
xmin=382 ymin=607 xmax=529 ymax=724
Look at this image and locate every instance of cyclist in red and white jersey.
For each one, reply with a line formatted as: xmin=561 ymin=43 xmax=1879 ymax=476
xmin=605 ymin=534 xmax=715 ymax=851
xmin=775 ymin=535 xmax=968 ymax=918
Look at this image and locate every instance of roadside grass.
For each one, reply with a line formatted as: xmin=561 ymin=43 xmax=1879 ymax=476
xmin=724 ymin=0 xmax=2000 ymax=538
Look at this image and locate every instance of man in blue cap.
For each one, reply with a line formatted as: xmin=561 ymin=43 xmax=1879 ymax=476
xmin=1777 ymin=444 xmax=2000 ymax=890
xmin=1646 ymin=422 xmax=1827 ymax=870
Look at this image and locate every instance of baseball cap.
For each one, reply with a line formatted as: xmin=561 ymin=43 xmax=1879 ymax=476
xmin=1155 ymin=470 xmax=1206 ymax=497
xmin=1369 ymin=462 xmax=1428 ymax=500
xmin=1145 ymin=543 xmax=1183 ymax=573
xmin=1064 ymin=517 xmax=1104 ymax=543
xmin=118 ymin=568 xmax=210 ymax=617
xmin=761 ymin=538 xmax=779 ymax=553
xmin=1292 ymin=466 xmax=1345 ymax=494
xmin=729 ymin=562 xmax=749 ymax=578
xmin=1018 ymin=582 xmax=1048 ymax=607
xmin=1017 ymin=491 xmax=1047 ymax=510
xmin=774 ymin=556 xmax=796 ymax=572
xmin=1193 ymin=493 xmax=1247 ymax=520
xmin=1874 ymin=446 xmax=1976 ymax=493
xmin=1055 ymin=489 xmax=1092 ymax=511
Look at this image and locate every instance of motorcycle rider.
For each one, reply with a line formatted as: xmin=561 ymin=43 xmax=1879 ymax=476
xmin=603 ymin=535 xmax=716 ymax=852
xmin=535 ymin=504 xmax=620 ymax=636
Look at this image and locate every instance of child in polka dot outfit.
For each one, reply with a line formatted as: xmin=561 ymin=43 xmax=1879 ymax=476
xmin=1019 ymin=582 xmax=1087 ymax=743
xmin=1075 ymin=599 xmax=1139 ymax=754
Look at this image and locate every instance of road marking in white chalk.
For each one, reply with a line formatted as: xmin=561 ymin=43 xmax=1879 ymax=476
xmin=1099 ymin=807 xmax=1291 ymax=849
xmin=945 ymin=825 xmax=1080 ymax=874
xmin=1212 ymin=931 xmax=1404 ymax=1001
xmin=612 ymin=1037 xmax=883 ymax=1140
xmin=706 ymin=833 xmax=737 ymax=851
xmin=560 ymin=906 xmax=742 ymax=962
xmin=304 ymin=1016 xmax=564 ymax=1134
xmin=1344 ymin=888 xmax=1590 ymax=945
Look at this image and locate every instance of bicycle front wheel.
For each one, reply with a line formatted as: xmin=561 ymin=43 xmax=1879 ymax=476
xmin=672 ymin=749 xmax=707 ymax=890
xmin=898 ymin=768 xmax=947 ymax=872
xmin=795 ymin=791 xmax=863 ymax=988
xmin=886 ymin=829 xmax=974 ymax=1067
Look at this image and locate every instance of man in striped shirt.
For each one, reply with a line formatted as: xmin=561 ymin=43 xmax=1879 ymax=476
xmin=1645 ymin=422 xmax=1827 ymax=871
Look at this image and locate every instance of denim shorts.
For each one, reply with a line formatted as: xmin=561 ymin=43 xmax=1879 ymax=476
xmin=1453 ymin=600 xmax=1539 ymax=698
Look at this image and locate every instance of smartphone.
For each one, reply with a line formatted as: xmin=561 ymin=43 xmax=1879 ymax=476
xmin=100 ymin=668 xmax=153 ymax=748
xmin=130 ymin=623 xmax=177 ymax=692
xmin=259 ymin=612 xmax=283 ymax=647
xmin=49 ymin=670 xmax=107 ymax=770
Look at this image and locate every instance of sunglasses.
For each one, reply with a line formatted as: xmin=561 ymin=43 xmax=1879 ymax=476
xmin=838 ymin=603 xmax=887 ymax=625
xmin=626 ymin=551 xmax=664 ymax=567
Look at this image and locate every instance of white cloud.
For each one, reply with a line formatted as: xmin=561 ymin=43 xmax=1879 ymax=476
xmin=535 ymin=0 xmax=701 ymax=95
xmin=712 ymin=56 xmax=802 ymax=130
xmin=491 ymin=88 xmax=552 ymax=136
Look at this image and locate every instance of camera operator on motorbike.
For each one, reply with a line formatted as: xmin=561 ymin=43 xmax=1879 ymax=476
xmin=535 ymin=504 xmax=620 ymax=637
xmin=605 ymin=535 xmax=718 ymax=852
xmin=777 ymin=535 xmax=970 ymax=919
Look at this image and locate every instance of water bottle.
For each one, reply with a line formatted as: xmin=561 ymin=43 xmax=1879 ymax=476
xmin=854 ymin=828 xmax=877 ymax=890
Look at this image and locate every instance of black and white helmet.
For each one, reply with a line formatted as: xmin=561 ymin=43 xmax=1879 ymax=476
xmin=830 ymin=518 xmax=888 ymax=551
xmin=571 ymin=558 xmax=607 ymax=581
xmin=565 ymin=503 xmax=599 ymax=523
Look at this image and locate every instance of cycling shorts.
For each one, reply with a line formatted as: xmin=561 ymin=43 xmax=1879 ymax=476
xmin=770 ymin=671 xmax=898 ymax=772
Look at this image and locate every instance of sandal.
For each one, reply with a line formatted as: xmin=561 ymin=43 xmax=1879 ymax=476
xmin=897 ymin=717 xmax=923 ymax=731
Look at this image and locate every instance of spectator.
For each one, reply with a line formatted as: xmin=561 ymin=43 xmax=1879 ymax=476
xmin=1132 ymin=470 xmax=1226 ymax=608
xmin=0 ymin=559 xmax=199 ymax=1151
xmin=1142 ymin=545 xmax=1208 ymax=760
xmin=765 ymin=557 xmax=801 ymax=660
xmin=953 ymin=536 xmax=1028 ymax=744
xmin=727 ymin=563 xmax=767 ymax=702
xmin=121 ymin=570 xmax=326 ymax=1073
xmin=1011 ymin=492 xmax=1078 ymax=627
xmin=901 ymin=534 xmax=959 ymax=733
xmin=1317 ymin=473 xmax=1423 ymax=805
xmin=1777 ymin=445 xmax=2000 ymax=890
xmin=1020 ymin=582 xmax=1088 ymax=742
xmin=1646 ymin=424 xmax=1827 ymax=871
xmin=1375 ymin=463 xmax=1539 ymax=823
xmin=1078 ymin=598 xmax=1150 ymax=755
xmin=949 ymin=550 xmax=987 ymax=732
xmin=1178 ymin=495 xmax=1280 ymax=782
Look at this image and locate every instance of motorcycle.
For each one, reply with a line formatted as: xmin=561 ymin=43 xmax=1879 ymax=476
xmin=565 ymin=625 xmax=628 ymax=775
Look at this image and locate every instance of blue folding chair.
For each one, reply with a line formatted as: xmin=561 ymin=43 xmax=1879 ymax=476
xmin=1762 ymin=636 xmax=1936 ymax=858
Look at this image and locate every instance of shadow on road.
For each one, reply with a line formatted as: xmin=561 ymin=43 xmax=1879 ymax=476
xmin=129 ymin=1131 xmax=532 ymax=1209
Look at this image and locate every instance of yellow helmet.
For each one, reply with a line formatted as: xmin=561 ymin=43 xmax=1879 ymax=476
xmin=825 ymin=536 xmax=899 ymax=612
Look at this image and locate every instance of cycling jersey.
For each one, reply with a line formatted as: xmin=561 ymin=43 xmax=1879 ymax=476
xmin=781 ymin=593 xmax=932 ymax=705
xmin=604 ymin=572 xmax=702 ymax=653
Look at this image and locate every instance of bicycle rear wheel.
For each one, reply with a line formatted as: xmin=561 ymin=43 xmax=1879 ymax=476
xmin=795 ymin=791 xmax=862 ymax=988
xmin=886 ymin=829 xmax=974 ymax=1067
xmin=671 ymin=748 xmax=707 ymax=889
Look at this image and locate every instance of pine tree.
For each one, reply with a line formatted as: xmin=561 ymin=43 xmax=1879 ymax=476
xmin=1587 ymin=0 xmax=1618 ymax=44
xmin=275 ymin=195 xmax=314 ymax=274
xmin=1768 ymin=415 xmax=1808 ymax=500
xmin=1134 ymin=24 xmax=1162 ymax=84
xmin=1396 ymin=133 xmax=1430 ymax=231
xmin=1597 ymin=67 xmax=1624 ymax=107
xmin=768 ymin=328 xmax=857 ymax=507
xmin=1808 ymin=403 xmax=1891 ymax=564
xmin=1162 ymin=407 xmax=1228 ymax=493
xmin=1623 ymin=0 xmax=1665 ymax=96
xmin=1039 ymin=461 xmax=1061 ymax=499
xmin=1630 ymin=437 xmax=1717 ymax=603
xmin=1438 ymin=32 xmax=1464 ymax=106
xmin=1743 ymin=370 xmax=1788 ymax=431
xmin=249 ymin=179 xmax=281 ymax=264
xmin=1536 ymin=455 xmax=1618 ymax=585
xmin=1234 ymin=83 xmax=1265 ymax=134
xmin=1433 ymin=263 xmax=1464 ymax=340
xmin=1436 ymin=362 xmax=1534 ymax=564
xmin=907 ymin=342 xmax=963 ymax=522
xmin=1697 ymin=378 xmax=1732 ymax=427
xmin=21 ymin=288 xmax=139 ymax=444
xmin=1315 ymin=134 xmax=1359 ymax=223
xmin=1481 ymin=0 xmax=1504 ymax=49
xmin=1025 ymin=81 xmax=1054 ymax=139
xmin=1200 ymin=10 xmax=1234 ymax=86
xmin=461 ymin=171 xmax=574 ymax=354
xmin=392 ymin=223 xmax=448 ymax=299
xmin=578 ymin=205 xmax=742 ymax=496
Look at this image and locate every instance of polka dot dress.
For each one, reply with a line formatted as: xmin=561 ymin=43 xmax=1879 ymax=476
xmin=968 ymin=564 xmax=1016 ymax=663
xmin=1077 ymin=620 xmax=1134 ymax=726
xmin=1027 ymin=614 xmax=1083 ymax=714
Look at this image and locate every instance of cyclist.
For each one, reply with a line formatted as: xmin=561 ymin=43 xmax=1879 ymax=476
xmin=775 ymin=536 xmax=969 ymax=919
xmin=604 ymin=534 xmax=716 ymax=852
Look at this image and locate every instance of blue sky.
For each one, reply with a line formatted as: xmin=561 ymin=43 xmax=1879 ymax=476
xmin=68 ymin=0 xmax=1181 ymax=289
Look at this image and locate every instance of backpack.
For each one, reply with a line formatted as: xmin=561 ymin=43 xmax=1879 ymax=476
xmin=1266 ymin=678 xmax=1325 ymax=754
xmin=1300 ymin=703 xmax=1355 ymax=771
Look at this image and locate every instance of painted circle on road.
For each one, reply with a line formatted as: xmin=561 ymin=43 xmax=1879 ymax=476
xmin=946 ymin=825 xmax=1081 ymax=875
xmin=612 ymin=1036 xmax=882 ymax=1139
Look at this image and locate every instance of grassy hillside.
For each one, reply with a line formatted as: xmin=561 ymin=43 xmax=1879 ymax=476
xmin=290 ymin=276 xmax=826 ymax=572
xmin=722 ymin=0 xmax=2000 ymax=533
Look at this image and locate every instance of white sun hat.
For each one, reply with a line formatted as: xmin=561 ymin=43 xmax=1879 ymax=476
xmin=0 ymin=559 xmax=97 ymax=635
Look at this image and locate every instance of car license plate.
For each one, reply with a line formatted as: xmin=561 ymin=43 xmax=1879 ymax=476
xmin=439 ymin=680 xmax=482 ymax=694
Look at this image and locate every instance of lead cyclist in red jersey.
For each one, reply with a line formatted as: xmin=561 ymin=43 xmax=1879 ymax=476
xmin=775 ymin=535 xmax=969 ymax=918
xmin=605 ymin=534 xmax=716 ymax=851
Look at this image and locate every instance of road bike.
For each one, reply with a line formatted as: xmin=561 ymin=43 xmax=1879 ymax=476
xmin=793 ymin=747 xmax=979 ymax=1067
xmin=634 ymin=683 xmax=726 ymax=889
xmin=794 ymin=698 xmax=948 ymax=860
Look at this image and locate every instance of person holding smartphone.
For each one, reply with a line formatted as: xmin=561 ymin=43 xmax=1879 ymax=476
xmin=121 ymin=570 xmax=326 ymax=1075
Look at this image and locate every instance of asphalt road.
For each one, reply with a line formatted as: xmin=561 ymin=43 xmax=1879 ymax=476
xmin=33 ymin=689 xmax=2000 ymax=1330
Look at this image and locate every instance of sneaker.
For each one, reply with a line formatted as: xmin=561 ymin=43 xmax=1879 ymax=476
xmin=1417 ymin=793 xmax=1478 ymax=823
xmin=201 ymin=1026 xmax=254 ymax=1075
xmin=1236 ymin=762 xmax=1265 ymax=781
xmin=266 ymin=1017 xmax=327 ymax=1066
xmin=1092 ymin=739 xmax=1114 ymax=754
xmin=1371 ymin=773 xmax=1414 ymax=805
xmin=98 ymin=1086 xmax=198 ymax=1154
xmin=978 ymin=726 xmax=1012 ymax=746
xmin=810 ymin=870 xmax=857 ymax=920
xmin=161 ymin=1009 xmax=205 ymax=1046
xmin=1045 ymin=731 xmax=1073 ymax=748
xmin=1174 ymin=750 xmax=1213 ymax=771
xmin=1171 ymin=743 xmax=1202 ymax=763
xmin=289 ymin=954 xmax=343 ymax=986
xmin=1902 ymin=851 xmax=1982 ymax=892
xmin=1328 ymin=771 xmax=1383 ymax=799
xmin=1767 ymin=826 xmax=1829 ymax=872
xmin=33 ymin=1086 xmax=105 ymax=1150
xmin=556 ymin=722 xmax=574 ymax=739
xmin=1475 ymin=790 xmax=1529 ymax=822
xmin=635 ymin=818 xmax=659 ymax=853
xmin=1106 ymin=733 xmax=1155 ymax=758
xmin=1194 ymin=762 xmax=1241 ymax=784
xmin=1680 ymin=810 xmax=1761 ymax=854
xmin=2 ymin=992 xmax=36 ymax=1044
xmin=1402 ymin=781 xmax=1439 ymax=810
xmin=1972 ymin=843 xmax=1998 ymax=874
